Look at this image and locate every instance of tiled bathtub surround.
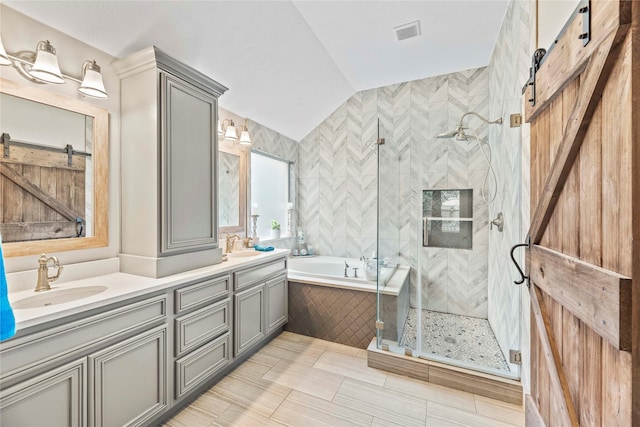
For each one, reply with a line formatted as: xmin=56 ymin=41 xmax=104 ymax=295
xmin=285 ymin=281 xmax=376 ymax=349
xmin=298 ymin=67 xmax=492 ymax=320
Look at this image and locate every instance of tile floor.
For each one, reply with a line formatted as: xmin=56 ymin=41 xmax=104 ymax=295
xmin=164 ymin=331 xmax=524 ymax=427
xmin=399 ymin=309 xmax=510 ymax=371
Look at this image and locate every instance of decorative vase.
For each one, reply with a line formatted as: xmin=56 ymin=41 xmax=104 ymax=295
xmin=271 ymin=229 xmax=281 ymax=239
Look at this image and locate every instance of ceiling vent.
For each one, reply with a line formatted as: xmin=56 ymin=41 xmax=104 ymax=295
xmin=394 ymin=20 xmax=421 ymax=41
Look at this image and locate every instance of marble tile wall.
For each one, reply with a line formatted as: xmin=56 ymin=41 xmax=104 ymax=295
xmin=486 ymin=0 xmax=532 ymax=376
xmin=298 ymin=67 xmax=491 ymax=319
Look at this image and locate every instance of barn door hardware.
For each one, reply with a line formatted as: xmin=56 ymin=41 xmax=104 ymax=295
xmin=524 ymin=49 xmax=547 ymax=107
xmin=510 ymin=237 xmax=530 ymax=286
xmin=2 ymin=133 xmax=9 ymax=158
xmin=1 ymin=133 xmax=91 ymax=166
xmin=578 ymin=2 xmax=590 ymax=46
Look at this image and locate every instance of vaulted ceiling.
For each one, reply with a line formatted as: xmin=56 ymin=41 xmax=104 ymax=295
xmin=4 ymin=1 xmax=509 ymax=141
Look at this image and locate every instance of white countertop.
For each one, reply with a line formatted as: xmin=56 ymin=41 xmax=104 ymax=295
xmin=7 ymin=249 xmax=289 ymax=332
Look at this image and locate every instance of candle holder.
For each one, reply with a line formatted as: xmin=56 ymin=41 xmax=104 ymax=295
xmin=286 ymin=208 xmax=295 ymax=237
xmin=251 ymin=214 xmax=259 ymax=239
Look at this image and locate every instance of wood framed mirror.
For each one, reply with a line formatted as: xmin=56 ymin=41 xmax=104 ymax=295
xmin=218 ymin=139 xmax=247 ymax=235
xmin=0 ymin=78 xmax=109 ymax=257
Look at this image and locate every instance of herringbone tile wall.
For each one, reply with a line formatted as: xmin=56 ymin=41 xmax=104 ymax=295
xmin=487 ymin=0 xmax=532 ymax=376
xmin=298 ymin=67 xmax=492 ymax=320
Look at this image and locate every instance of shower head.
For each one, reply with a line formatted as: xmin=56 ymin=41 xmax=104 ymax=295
xmin=436 ymin=125 xmax=470 ymax=141
xmin=435 ymin=111 xmax=502 ymax=141
xmin=436 ymin=128 xmax=460 ymax=139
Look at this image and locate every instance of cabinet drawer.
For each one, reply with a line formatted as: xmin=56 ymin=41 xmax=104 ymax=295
xmin=234 ymin=258 xmax=286 ymax=291
xmin=175 ymin=274 xmax=230 ymax=314
xmin=175 ymin=298 xmax=230 ymax=357
xmin=175 ymin=333 xmax=229 ymax=399
xmin=1 ymin=295 xmax=167 ymax=382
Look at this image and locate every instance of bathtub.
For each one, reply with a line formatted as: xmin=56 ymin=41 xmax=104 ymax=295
xmin=286 ymin=255 xmax=410 ymax=348
xmin=287 ymin=256 xmax=403 ymax=296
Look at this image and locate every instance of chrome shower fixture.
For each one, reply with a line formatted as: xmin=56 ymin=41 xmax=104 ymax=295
xmin=436 ymin=111 xmax=502 ymax=141
xmin=435 ymin=111 xmax=503 ymax=204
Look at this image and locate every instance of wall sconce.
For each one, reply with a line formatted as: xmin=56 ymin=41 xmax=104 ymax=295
xmin=218 ymin=118 xmax=251 ymax=145
xmin=0 ymin=36 xmax=108 ymax=99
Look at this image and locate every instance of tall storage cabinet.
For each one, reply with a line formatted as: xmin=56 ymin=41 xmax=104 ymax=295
xmin=113 ymin=47 xmax=228 ymax=278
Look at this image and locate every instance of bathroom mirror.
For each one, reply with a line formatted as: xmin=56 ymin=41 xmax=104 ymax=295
xmin=0 ymin=78 xmax=109 ymax=257
xmin=218 ymin=140 xmax=247 ymax=235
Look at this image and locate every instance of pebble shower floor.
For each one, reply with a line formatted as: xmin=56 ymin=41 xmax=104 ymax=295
xmin=399 ymin=308 xmax=510 ymax=371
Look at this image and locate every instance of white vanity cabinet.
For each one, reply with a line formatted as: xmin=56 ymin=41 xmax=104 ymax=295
xmin=0 ymin=294 xmax=168 ymax=427
xmin=113 ymin=46 xmax=228 ymax=278
xmin=233 ymin=258 xmax=288 ymax=356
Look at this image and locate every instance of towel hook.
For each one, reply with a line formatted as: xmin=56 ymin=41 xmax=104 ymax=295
xmin=510 ymin=239 xmax=530 ymax=287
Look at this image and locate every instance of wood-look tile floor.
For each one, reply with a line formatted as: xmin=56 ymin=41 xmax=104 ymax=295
xmin=164 ymin=332 xmax=524 ymax=427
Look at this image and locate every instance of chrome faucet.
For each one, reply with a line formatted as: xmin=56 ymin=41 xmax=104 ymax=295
xmin=35 ymin=254 xmax=63 ymax=292
xmin=344 ymin=261 xmax=349 ymax=277
xmin=225 ymin=234 xmax=241 ymax=254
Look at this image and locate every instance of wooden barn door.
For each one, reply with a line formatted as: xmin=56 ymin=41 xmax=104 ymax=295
xmin=524 ymin=1 xmax=639 ymax=425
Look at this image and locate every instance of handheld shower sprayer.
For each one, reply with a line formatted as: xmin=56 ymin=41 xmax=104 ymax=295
xmin=435 ymin=111 xmax=503 ymax=204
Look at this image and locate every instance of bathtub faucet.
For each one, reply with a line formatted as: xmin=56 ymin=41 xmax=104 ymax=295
xmin=344 ymin=261 xmax=349 ymax=277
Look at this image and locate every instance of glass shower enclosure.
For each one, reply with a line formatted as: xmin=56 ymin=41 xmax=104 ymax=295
xmin=374 ymin=100 xmax=522 ymax=380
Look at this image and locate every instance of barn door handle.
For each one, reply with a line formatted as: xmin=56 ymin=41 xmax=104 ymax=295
xmin=510 ymin=243 xmax=529 ymax=286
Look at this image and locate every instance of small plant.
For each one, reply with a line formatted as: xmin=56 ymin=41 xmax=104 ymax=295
xmin=271 ymin=220 xmax=280 ymax=230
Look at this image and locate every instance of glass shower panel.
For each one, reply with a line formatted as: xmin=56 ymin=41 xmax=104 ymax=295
xmin=375 ymin=117 xmax=411 ymax=353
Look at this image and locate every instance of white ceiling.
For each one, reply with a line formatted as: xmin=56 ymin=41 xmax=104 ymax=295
xmin=4 ymin=1 xmax=509 ymax=141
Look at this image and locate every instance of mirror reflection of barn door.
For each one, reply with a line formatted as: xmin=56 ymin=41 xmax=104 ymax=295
xmin=523 ymin=1 xmax=638 ymax=425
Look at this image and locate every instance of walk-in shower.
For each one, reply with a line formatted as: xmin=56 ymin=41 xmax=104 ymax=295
xmin=374 ymin=94 xmax=521 ymax=380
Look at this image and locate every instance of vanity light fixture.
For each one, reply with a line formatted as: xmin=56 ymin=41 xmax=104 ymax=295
xmin=0 ymin=36 xmax=14 ymax=66
xmin=219 ymin=118 xmax=251 ymax=145
xmin=28 ymin=40 xmax=64 ymax=84
xmin=238 ymin=120 xmax=251 ymax=145
xmin=0 ymin=35 xmax=109 ymax=99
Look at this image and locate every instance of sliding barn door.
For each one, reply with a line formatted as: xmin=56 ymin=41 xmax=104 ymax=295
xmin=525 ymin=1 xmax=639 ymax=425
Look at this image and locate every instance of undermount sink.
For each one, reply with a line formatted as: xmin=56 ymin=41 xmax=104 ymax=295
xmin=12 ymin=285 xmax=108 ymax=310
xmin=227 ymin=251 xmax=262 ymax=258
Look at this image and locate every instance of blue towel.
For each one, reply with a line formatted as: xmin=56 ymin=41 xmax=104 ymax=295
xmin=254 ymin=245 xmax=274 ymax=252
xmin=0 ymin=235 xmax=16 ymax=341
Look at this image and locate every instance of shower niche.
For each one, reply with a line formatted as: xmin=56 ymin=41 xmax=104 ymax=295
xmin=422 ymin=189 xmax=473 ymax=250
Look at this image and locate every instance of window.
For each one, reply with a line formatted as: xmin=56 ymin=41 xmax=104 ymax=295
xmin=250 ymin=151 xmax=291 ymax=238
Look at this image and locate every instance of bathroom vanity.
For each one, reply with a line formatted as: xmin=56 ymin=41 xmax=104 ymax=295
xmin=0 ymin=250 xmax=288 ymax=427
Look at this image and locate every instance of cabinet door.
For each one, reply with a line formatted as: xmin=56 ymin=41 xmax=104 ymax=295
xmin=234 ymin=285 xmax=265 ymax=356
xmin=266 ymin=274 xmax=288 ymax=333
xmin=0 ymin=359 xmax=86 ymax=427
xmin=88 ymin=325 xmax=168 ymax=427
xmin=160 ymin=72 xmax=218 ymax=254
